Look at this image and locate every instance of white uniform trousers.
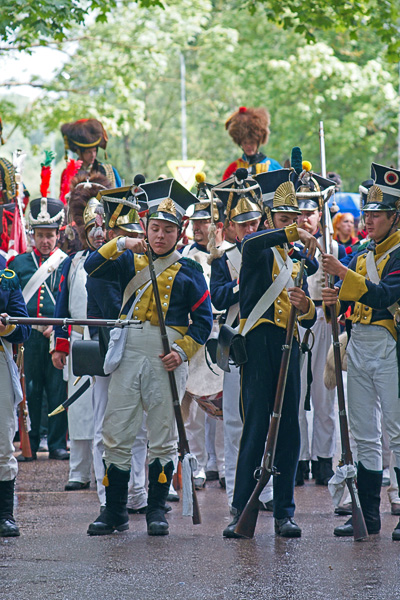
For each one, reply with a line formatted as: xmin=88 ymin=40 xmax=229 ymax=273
xmin=184 ymin=399 xmax=207 ymax=479
xmin=127 ymin=412 xmax=148 ymax=511
xmin=298 ymin=308 xmax=336 ymax=461
xmin=205 ymin=415 xmax=225 ymax=478
xmin=92 ymin=375 xmax=109 ymax=505
xmin=0 ymin=353 xmax=18 ymax=481
xmin=222 ymin=363 xmax=272 ymax=507
xmin=92 ymin=375 xmax=148 ymax=507
xmin=67 ymin=330 xmax=94 ymax=483
xmin=347 ymin=323 xmax=400 ymax=471
xmin=103 ymin=321 xmax=188 ymax=471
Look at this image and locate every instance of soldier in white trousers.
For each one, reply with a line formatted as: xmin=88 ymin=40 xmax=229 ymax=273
xmin=0 ymin=266 xmax=31 ymax=537
xmin=85 ymin=178 xmax=213 ymax=537
xmin=323 ymin=162 xmax=400 ymax=540
xmin=51 ymin=173 xmax=109 ymax=490
xmin=86 ymin=186 xmax=148 ymax=510
xmin=295 ymin=170 xmax=345 ymax=486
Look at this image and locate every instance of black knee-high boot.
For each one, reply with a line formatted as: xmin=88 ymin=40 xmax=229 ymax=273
xmin=0 ymin=479 xmax=20 ymax=537
xmin=334 ymin=461 xmax=382 ymax=536
xmin=146 ymin=459 xmax=174 ymax=536
xmin=87 ymin=463 xmax=130 ymax=536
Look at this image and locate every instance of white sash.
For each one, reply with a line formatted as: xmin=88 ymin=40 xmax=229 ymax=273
xmin=22 ymin=248 xmax=67 ymax=305
xmin=241 ymin=247 xmax=293 ymax=337
xmin=225 ymin=246 xmax=242 ymax=327
xmin=121 ymin=250 xmax=181 ymax=312
xmin=365 ymin=241 xmax=400 ymax=316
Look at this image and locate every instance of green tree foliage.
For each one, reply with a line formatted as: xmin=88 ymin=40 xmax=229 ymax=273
xmin=0 ymin=0 xmax=162 ymax=49
xmin=1 ymin=0 xmax=399 ymax=194
xmin=250 ymin=0 xmax=400 ymax=63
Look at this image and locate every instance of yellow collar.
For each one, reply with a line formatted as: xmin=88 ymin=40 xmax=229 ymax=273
xmin=375 ymin=230 xmax=400 ymax=257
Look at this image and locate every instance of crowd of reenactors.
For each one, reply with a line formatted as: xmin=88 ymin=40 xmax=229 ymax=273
xmin=1 ymin=107 xmax=400 ymax=543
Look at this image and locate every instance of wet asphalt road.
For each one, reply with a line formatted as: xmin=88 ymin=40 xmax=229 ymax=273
xmin=1 ymin=450 xmax=400 ymax=600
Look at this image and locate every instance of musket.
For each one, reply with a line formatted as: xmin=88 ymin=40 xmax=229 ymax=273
xmin=234 ymin=259 xmax=306 ymax=539
xmin=16 ymin=345 xmax=32 ymax=459
xmin=1 ymin=316 xmax=143 ymax=328
xmin=146 ymin=245 xmax=201 ymax=525
xmin=319 ymin=120 xmax=368 ymax=541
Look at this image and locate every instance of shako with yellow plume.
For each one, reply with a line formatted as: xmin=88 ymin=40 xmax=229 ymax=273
xmin=190 ymin=172 xmax=224 ymax=223
xmin=295 ymin=159 xmax=336 ymax=212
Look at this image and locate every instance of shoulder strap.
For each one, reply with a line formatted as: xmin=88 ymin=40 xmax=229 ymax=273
xmin=224 ymin=247 xmax=241 ymax=326
xmin=226 ymin=246 xmax=241 ymax=279
xmin=241 ymin=247 xmax=293 ymax=337
xmin=365 ymin=243 xmax=400 ymax=316
xmin=22 ymin=248 xmax=67 ymax=304
xmin=121 ymin=250 xmax=181 ymax=313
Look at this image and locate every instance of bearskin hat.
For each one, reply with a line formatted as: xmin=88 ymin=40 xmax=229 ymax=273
xmin=225 ymin=107 xmax=270 ymax=148
xmin=61 ymin=119 xmax=108 ymax=154
xmin=68 ymin=172 xmax=110 ymax=246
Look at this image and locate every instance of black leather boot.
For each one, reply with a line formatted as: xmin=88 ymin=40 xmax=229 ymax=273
xmin=392 ymin=467 xmax=400 ymax=540
xmin=0 ymin=479 xmax=20 ymax=537
xmin=334 ymin=462 xmax=382 ymax=537
xmin=222 ymin=509 xmax=246 ymax=538
xmin=87 ymin=464 xmax=130 ymax=536
xmin=295 ymin=460 xmax=310 ymax=487
xmin=275 ymin=517 xmax=301 ymax=538
xmin=146 ymin=459 xmax=174 ymax=536
xmin=311 ymin=460 xmax=319 ymax=480
xmin=315 ymin=457 xmax=334 ymax=486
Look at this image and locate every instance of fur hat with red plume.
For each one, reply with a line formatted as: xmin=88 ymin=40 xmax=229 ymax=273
xmin=28 ymin=151 xmax=65 ymax=230
xmin=61 ymin=119 xmax=108 ymax=159
xmin=225 ymin=106 xmax=270 ymax=149
xmin=68 ymin=172 xmax=110 ymax=246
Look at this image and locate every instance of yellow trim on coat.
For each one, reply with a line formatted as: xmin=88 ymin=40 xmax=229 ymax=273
xmin=298 ymin=298 xmax=315 ymax=322
xmin=339 ymin=269 xmax=368 ymax=301
xmin=284 ymin=223 xmax=300 ymax=243
xmin=0 ymin=324 xmax=16 ymax=337
xmin=98 ymin=237 xmax=125 ymax=261
xmin=174 ymin=335 xmax=202 ymax=361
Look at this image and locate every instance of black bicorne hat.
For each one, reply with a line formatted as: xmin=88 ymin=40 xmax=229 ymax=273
xmin=363 ymin=164 xmax=400 ymax=212
xmin=97 ymin=183 xmax=144 ymax=233
xmin=139 ymin=178 xmax=197 ymax=226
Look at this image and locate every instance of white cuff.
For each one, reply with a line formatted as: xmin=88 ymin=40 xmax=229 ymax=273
xmin=172 ymin=342 xmax=188 ymax=362
xmin=116 ymin=237 xmax=127 ymax=252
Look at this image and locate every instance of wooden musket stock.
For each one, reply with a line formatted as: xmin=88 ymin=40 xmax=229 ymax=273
xmin=234 ymin=259 xmax=305 ymax=539
xmin=16 ymin=345 xmax=32 ymax=459
xmin=319 ymin=120 xmax=367 ymax=541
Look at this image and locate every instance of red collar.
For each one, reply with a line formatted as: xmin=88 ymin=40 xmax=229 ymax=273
xmin=33 ymin=247 xmax=57 ymax=259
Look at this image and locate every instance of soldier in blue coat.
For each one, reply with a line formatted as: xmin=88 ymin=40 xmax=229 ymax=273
xmin=223 ymin=168 xmax=318 ymax=538
xmin=0 ymin=268 xmax=31 ymax=536
xmin=322 ymin=163 xmax=400 ymax=540
xmin=85 ymin=178 xmax=213 ymax=537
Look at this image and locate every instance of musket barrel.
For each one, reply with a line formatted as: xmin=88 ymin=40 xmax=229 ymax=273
xmin=1 ymin=316 xmax=138 ymax=328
